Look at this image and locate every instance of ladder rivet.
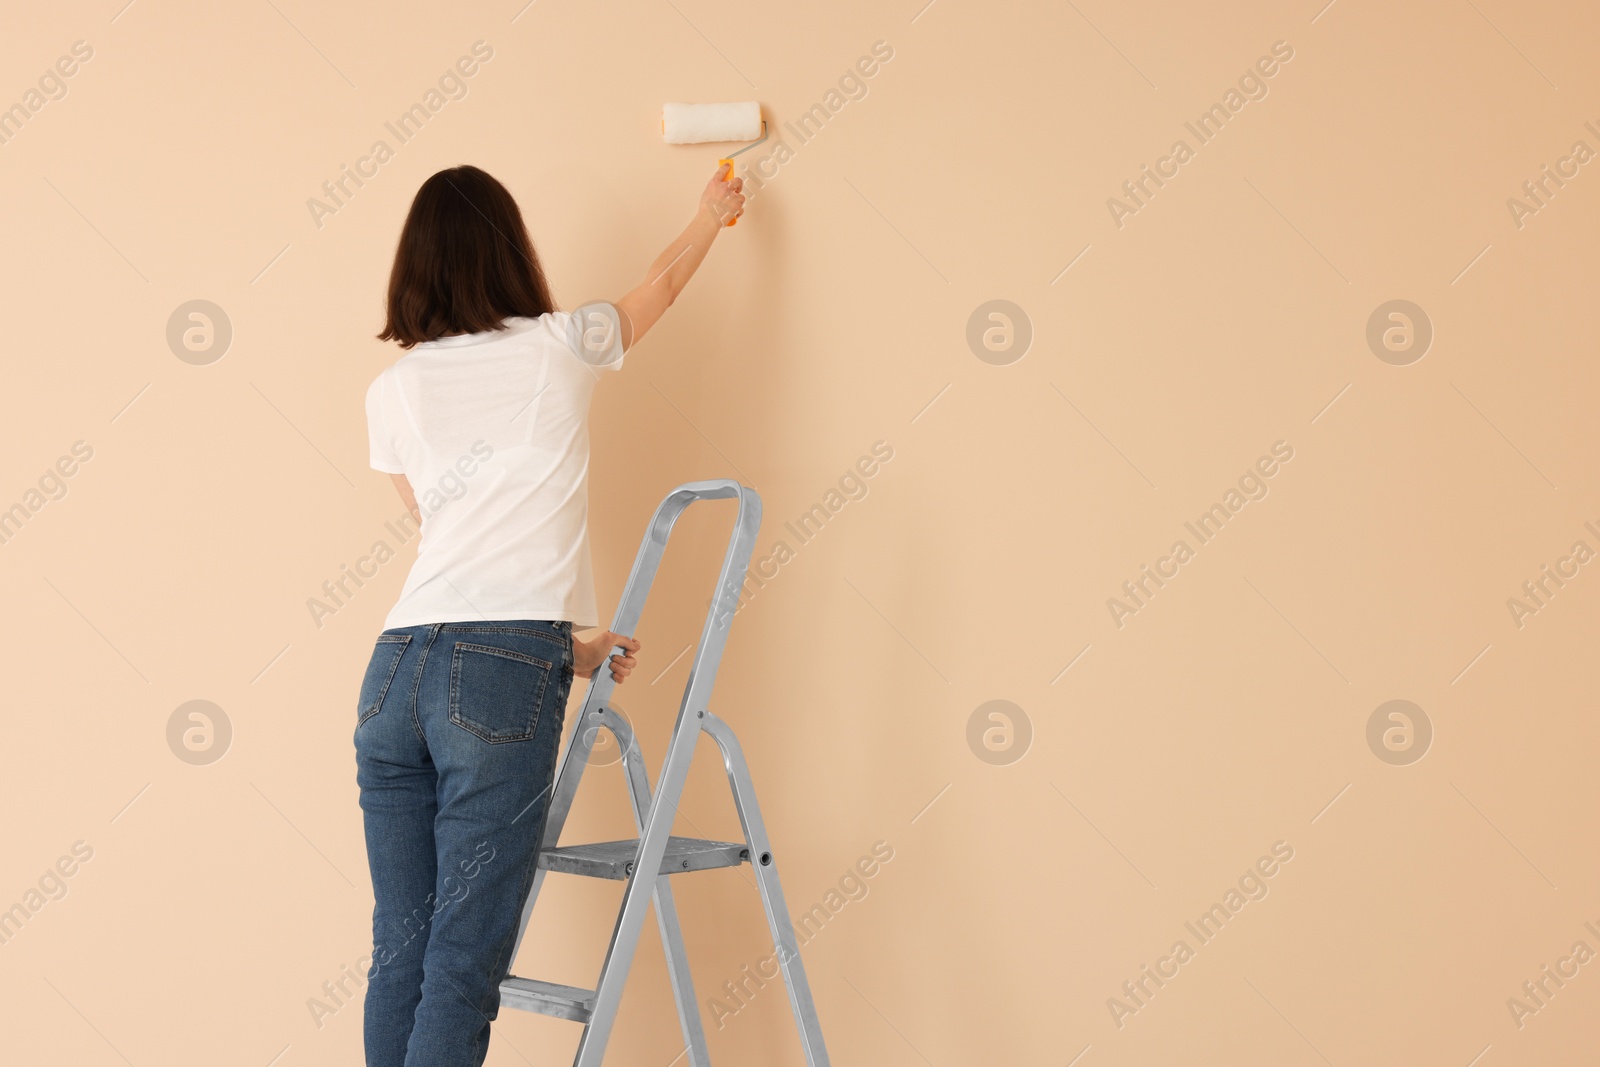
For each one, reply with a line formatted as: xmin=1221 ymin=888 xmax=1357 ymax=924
xmin=697 ymin=710 xmax=704 ymax=718
xmin=760 ymin=852 xmax=772 ymax=866
xmin=682 ymin=860 xmax=690 ymax=868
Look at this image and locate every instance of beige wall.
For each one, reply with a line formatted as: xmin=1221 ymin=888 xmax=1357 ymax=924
xmin=3 ymin=0 xmax=1598 ymax=1063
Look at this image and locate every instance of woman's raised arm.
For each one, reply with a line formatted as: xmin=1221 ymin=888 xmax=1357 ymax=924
xmin=613 ymin=163 xmax=745 ymax=352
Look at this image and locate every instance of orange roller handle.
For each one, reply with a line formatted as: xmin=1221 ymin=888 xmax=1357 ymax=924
xmin=718 ymin=159 xmax=738 ymax=227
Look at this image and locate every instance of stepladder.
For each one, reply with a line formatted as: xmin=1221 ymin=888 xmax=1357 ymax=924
xmin=498 ymin=479 xmax=831 ymax=1067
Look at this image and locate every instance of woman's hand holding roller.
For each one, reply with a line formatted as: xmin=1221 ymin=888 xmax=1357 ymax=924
xmin=573 ymin=630 xmax=641 ymax=683
xmin=700 ymin=162 xmax=745 ymax=226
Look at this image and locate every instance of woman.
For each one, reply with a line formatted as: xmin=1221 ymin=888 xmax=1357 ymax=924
xmin=354 ymin=162 xmax=745 ymax=1067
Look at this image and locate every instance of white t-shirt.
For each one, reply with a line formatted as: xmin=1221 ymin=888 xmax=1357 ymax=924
xmin=364 ymin=310 xmax=624 ymax=630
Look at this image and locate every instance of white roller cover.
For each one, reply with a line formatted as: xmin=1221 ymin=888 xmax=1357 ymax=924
xmin=662 ymin=101 xmax=761 ymax=144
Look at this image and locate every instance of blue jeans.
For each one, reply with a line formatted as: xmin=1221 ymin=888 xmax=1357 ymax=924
xmin=354 ymin=620 xmax=573 ymax=1067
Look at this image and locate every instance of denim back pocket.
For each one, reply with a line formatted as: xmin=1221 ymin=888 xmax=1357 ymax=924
xmin=448 ymin=642 xmax=553 ymax=743
xmin=358 ymin=634 xmax=411 ymax=727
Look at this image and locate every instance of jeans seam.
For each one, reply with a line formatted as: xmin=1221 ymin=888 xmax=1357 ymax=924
xmin=450 ymin=642 xmax=554 ymax=670
xmin=409 ymin=624 xmax=441 ymax=747
xmin=482 ymin=792 xmax=552 ymax=1019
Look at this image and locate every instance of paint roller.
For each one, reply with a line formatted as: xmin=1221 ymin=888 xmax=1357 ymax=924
xmin=662 ymin=101 xmax=767 ymax=226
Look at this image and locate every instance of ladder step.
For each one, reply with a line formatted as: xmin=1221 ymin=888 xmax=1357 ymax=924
xmin=540 ymin=835 xmax=750 ymax=880
xmin=499 ymin=976 xmax=596 ymax=1022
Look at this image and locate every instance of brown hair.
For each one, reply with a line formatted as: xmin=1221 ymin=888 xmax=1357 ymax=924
xmin=378 ymin=165 xmax=555 ymax=348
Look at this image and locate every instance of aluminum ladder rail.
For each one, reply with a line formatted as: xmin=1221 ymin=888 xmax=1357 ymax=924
xmin=498 ymin=479 xmax=830 ymax=1067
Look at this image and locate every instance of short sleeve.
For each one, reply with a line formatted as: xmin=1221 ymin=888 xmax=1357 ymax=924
xmin=554 ymin=303 xmax=625 ymax=371
xmin=365 ymin=374 xmax=405 ymax=474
